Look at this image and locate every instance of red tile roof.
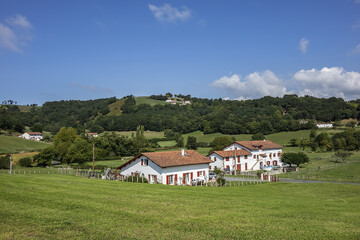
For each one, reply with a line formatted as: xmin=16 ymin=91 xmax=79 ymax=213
xmin=233 ymin=140 xmax=283 ymax=150
xmin=208 ymin=149 xmax=251 ymax=158
xmin=27 ymin=132 xmax=42 ymax=135
xmin=117 ymin=150 xmax=212 ymax=169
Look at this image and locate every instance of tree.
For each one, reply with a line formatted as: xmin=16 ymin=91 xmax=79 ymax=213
xmin=53 ymin=127 xmax=78 ymax=163
xmin=314 ymin=132 xmax=332 ymax=152
xmin=31 ymin=123 xmax=43 ymax=133
xmin=176 ymin=136 xmax=184 ymax=147
xmin=33 ymin=146 xmax=57 ymax=166
xmin=18 ymin=157 xmax=32 ymax=167
xmin=281 ymin=152 xmax=309 ymax=167
xmin=251 ymin=133 xmax=265 ymax=140
xmin=0 ymin=155 xmax=10 ymax=169
xmin=298 ymin=139 xmax=309 ymax=151
xmin=289 ymin=138 xmax=299 ymax=147
xmin=186 ymin=136 xmax=197 ymax=150
xmin=209 ymin=136 xmax=235 ymax=152
xmin=334 ymin=151 xmax=353 ymax=163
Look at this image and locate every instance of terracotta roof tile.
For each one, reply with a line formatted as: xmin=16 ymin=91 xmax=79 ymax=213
xmin=27 ymin=132 xmax=42 ymax=135
xmin=118 ymin=150 xmax=211 ymax=169
xmin=209 ymin=149 xmax=251 ymax=158
xmin=234 ymin=140 xmax=282 ymax=150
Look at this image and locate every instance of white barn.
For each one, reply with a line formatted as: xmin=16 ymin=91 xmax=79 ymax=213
xmin=117 ymin=150 xmax=211 ymax=185
xmin=19 ymin=132 xmax=43 ymax=141
xmin=208 ymin=140 xmax=283 ymax=172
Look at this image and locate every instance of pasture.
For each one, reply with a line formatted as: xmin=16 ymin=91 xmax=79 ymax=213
xmin=0 ymin=135 xmax=49 ymax=154
xmin=0 ymin=174 xmax=359 ymax=239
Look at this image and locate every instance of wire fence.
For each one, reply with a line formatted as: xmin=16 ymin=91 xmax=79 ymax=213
xmin=0 ymin=167 xmax=271 ymax=187
xmin=280 ymin=159 xmax=360 ymax=183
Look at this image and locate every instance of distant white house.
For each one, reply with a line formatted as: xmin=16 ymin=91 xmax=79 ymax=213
xmin=316 ymin=123 xmax=333 ymax=128
xmin=208 ymin=140 xmax=283 ymax=172
xmin=165 ymin=99 xmax=191 ymax=105
xmin=19 ymin=132 xmax=43 ymax=141
xmin=86 ymin=133 xmax=98 ymax=138
xmin=117 ymin=150 xmax=211 ymax=185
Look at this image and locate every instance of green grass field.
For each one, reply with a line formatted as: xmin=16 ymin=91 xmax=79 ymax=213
xmin=0 ymin=174 xmax=359 ymax=239
xmin=135 ymin=96 xmax=166 ymax=106
xmin=107 ymin=98 xmax=125 ymax=116
xmin=0 ymin=135 xmax=49 ymax=154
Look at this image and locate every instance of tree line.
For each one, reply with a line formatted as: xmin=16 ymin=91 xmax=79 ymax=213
xmin=0 ymin=94 xmax=359 ymax=135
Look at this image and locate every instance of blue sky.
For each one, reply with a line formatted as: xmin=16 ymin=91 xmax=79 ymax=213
xmin=1 ymin=0 xmax=360 ymax=105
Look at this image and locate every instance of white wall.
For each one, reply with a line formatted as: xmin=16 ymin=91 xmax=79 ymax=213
xmin=120 ymin=156 xmax=210 ymax=185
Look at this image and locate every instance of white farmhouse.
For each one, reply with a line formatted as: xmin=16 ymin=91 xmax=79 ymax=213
xmin=316 ymin=123 xmax=333 ymax=128
xmin=117 ymin=150 xmax=211 ymax=185
xmin=86 ymin=133 xmax=98 ymax=138
xmin=207 ymin=149 xmax=251 ymax=172
xmin=208 ymin=140 xmax=283 ymax=172
xmin=19 ymin=132 xmax=43 ymax=141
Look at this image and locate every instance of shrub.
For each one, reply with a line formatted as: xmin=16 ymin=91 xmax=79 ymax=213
xmin=18 ymin=157 xmax=32 ymax=167
xmin=0 ymin=155 xmax=10 ymax=169
xmin=123 ymin=173 xmax=149 ymax=183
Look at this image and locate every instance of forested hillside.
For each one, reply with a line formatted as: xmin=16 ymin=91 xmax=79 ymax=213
xmin=1 ymin=95 xmax=359 ymax=135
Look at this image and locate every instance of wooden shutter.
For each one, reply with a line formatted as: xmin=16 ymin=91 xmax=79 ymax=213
xmin=166 ymin=175 xmax=169 ymax=185
xmin=154 ymin=175 xmax=157 ymax=182
xmin=148 ymin=174 xmax=150 ymax=182
xmin=197 ymin=171 xmax=200 ymax=177
xmin=191 ymin=172 xmax=193 ymax=180
xmin=141 ymin=159 xmax=143 ymax=165
xmin=183 ymin=173 xmax=186 ymax=184
xmin=245 ymin=163 xmax=247 ymax=170
xmin=175 ymin=174 xmax=178 ymax=183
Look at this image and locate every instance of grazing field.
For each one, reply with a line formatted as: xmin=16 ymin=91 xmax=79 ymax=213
xmin=135 ymin=96 xmax=166 ymax=106
xmin=0 ymin=174 xmax=359 ymax=239
xmin=107 ymin=98 xmax=125 ymax=116
xmin=101 ymin=130 xmax=164 ymax=139
xmin=0 ymin=135 xmax=49 ymax=153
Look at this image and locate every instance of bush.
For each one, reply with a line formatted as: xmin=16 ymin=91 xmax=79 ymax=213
xmin=18 ymin=157 xmax=32 ymax=167
xmin=0 ymin=155 xmax=10 ymax=169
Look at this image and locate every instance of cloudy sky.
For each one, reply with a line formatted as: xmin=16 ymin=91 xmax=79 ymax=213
xmin=1 ymin=0 xmax=360 ymax=105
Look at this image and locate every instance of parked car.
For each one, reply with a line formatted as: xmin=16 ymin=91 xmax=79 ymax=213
xmin=209 ymin=172 xmax=216 ymax=180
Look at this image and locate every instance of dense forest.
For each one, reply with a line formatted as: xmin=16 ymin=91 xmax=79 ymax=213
xmin=1 ymin=95 xmax=359 ymax=135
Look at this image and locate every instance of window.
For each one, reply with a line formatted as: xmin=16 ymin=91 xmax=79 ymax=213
xmin=145 ymin=159 xmax=148 ymax=166
xmin=273 ymin=161 xmax=278 ymax=166
xmin=226 ymin=157 xmax=230 ymax=161
xmin=278 ymin=152 xmax=281 ymax=157
xmin=214 ymin=157 xmax=217 ymax=161
xmin=198 ymin=171 xmax=203 ymax=177
xmin=267 ymin=161 xmax=270 ymax=166
xmin=273 ymin=153 xmax=276 ymax=157
xmin=168 ymin=175 xmax=174 ymax=185
xmin=253 ymin=155 xmax=256 ymax=159
xmin=226 ymin=165 xmax=230 ymax=170
xmin=237 ymin=156 xmax=240 ymax=163
xmin=141 ymin=159 xmax=143 ymax=165
xmin=245 ymin=155 xmax=248 ymax=159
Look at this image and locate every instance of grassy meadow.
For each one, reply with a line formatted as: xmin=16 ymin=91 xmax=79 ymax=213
xmin=0 ymin=174 xmax=359 ymax=239
xmin=0 ymin=135 xmax=49 ymax=154
xmin=135 ymin=96 xmax=166 ymax=106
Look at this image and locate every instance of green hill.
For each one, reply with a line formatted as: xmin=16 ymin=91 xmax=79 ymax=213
xmin=135 ymin=96 xmax=166 ymax=106
xmin=0 ymin=135 xmax=50 ymax=153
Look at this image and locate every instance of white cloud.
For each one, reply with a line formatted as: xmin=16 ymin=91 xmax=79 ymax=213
xmin=294 ymin=67 xmax=360 ymax=99
xmin=0 ymin=14 xmax=32 ymax=53
xmin=6 ymin=14 xmax=32 ymax=29
xmin=148 ymin=3 xmax=191 ymax=23
xmin=352 ymin=20 xmax=360 ymax=29
xmin=0 ymin=23 xmax=21 ymax=53
xmin=211 ymin=71 xmax=287 ymax=99
xmin=350 ymin=43 xmax=360 ymax=54
xmin=299 ymin=38 xmax=309 ymax=53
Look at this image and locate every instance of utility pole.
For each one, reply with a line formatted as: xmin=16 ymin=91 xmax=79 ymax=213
xmin=9 ymin=155 xmax=12 ymax=174
xmin=92 ymin=143 xmax=95 ymax=173
xmin=234 ymin=146 xmax=237 ymax=176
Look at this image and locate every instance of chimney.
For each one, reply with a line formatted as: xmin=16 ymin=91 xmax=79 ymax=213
xmin=181 ymin=149 xmax=186 ymax=156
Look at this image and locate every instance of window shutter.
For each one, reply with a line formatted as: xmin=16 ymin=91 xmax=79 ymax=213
xmin=154 ymin=175 xmax=157 ymax=181
xmin=191 ymin=172 xmax=193 ymax=180
xmin=148 ymin=174 xmax=150 ymax=182
xmin=183 ymin=173 xmax=186 ymax=184
xmin=141 ymin=159 xmax=143 ymax=165
xmin=197 ymin=171 xmax=200 ymax=177
xmin=166 ymin=175 xmax=169 ymax=185
xmin=203 ymin=171 xmax=205 ymax=176
xmin=175 ymin=174 xmax=178 ymax=183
